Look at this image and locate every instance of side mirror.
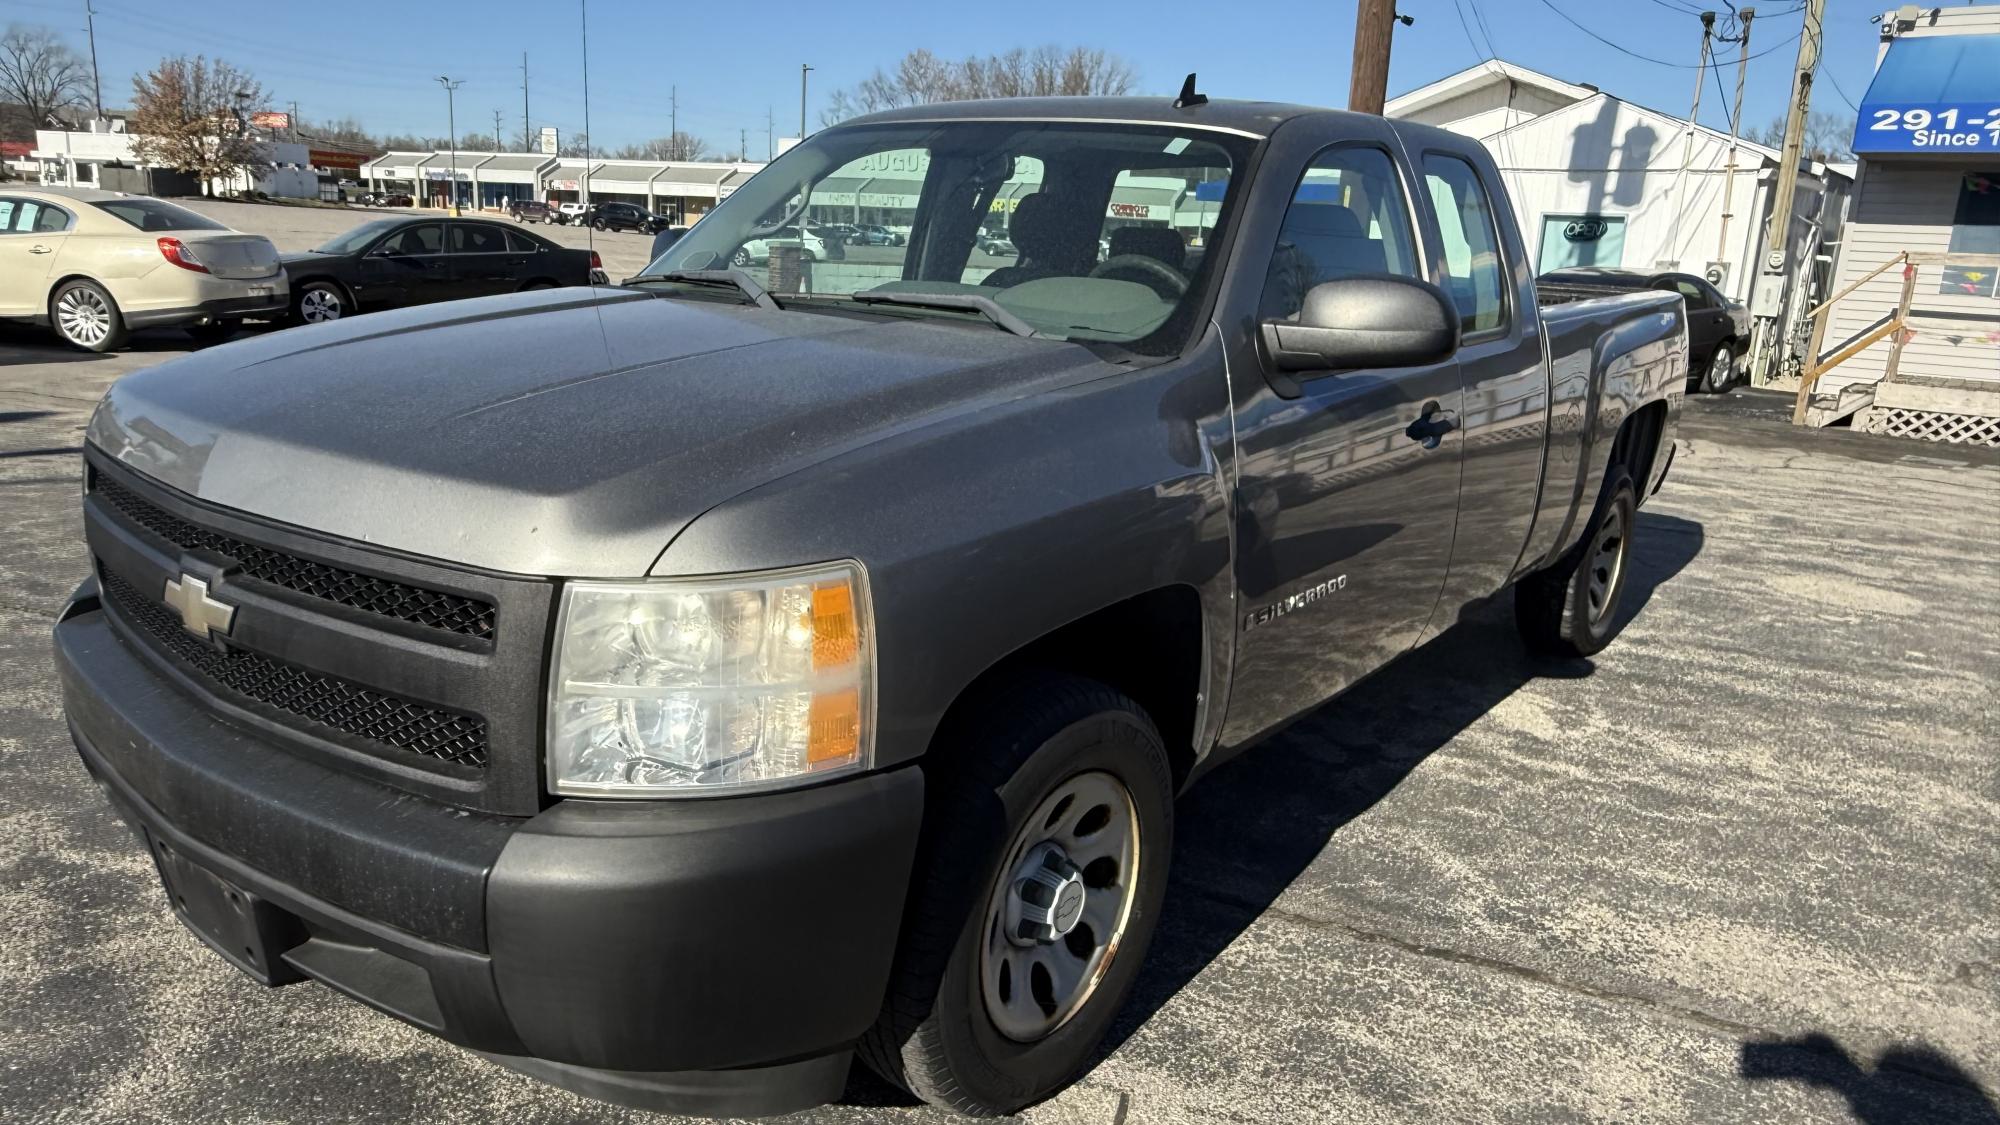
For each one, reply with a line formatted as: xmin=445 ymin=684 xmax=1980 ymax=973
xmin=1259 ymin=275 xmax=1461 ymax=375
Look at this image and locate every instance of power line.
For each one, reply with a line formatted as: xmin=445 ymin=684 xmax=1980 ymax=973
xmin=1535 ymin=0 xmax=1799 ymax=69
xmin=1821 ymin=66 xmax=1861 ymax=113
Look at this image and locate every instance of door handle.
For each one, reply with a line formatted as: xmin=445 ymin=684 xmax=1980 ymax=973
xmin=1405 ymin=401 xmax=1457 ymax=450
xmin=29 ymin=245 xmax=52 ymax=254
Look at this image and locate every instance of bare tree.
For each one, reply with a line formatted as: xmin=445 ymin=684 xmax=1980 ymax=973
xmin=298 ymin=115 xmax=379 ymax=148
xmin=1747 ymin=111 xmax=1856 ymax=162
xmin=129 ymin=56 xmax=269 ymax=196
xmin=823 ymin=46 xmax=1137 ymax=124
xmin=0 ymin=24 xmax=89 ymax=132
xmin=558 ymin=132 xmax=592 ymax=158
xmin=454 ymin=132 xmax=499 ymax=152
xmin=613 ymin=131 xmax=709 ymax=161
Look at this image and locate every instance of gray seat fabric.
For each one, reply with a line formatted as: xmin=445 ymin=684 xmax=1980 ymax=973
xmin=982 ymin=192 xmax=1092 ymax=288
xmin=1261 ymin=204 xmax=1388 ymax=319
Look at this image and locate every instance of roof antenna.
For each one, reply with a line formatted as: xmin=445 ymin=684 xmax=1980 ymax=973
xmin=1174 ymin=73 xmax=1207 ymax=109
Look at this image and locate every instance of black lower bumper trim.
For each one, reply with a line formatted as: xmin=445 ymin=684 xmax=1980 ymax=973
xmin=476 ymin=1049 xmax=853 ymax=1118
xmin=124 ymin=293 xmax=289 ymax=328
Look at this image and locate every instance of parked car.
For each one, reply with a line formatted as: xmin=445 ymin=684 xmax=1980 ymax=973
xmin=1537 ymin=267 xmax=1748 ymax=392
xmin=0 ymin=187 xmax=286 ymax=351
xmin=849 ymin=223 xmax=903 ymax=246
xmin=978 ymin=232 xmax=1016 ymax=256
xmin=359 ymin=191 xmax=413 ymax=208
xmin=732 ymin=223 xmax=838 ymax=265
xmin=57 ymin=97 xmax=1683 ymax=1121
xmin=507 ymin=199 xmax=550 ymax=223
xmin=646 ymin=225 xmax=690 ymax=266
xmin=278 ymin=216 xmax=600 ymax=324
xmin=589 ymin=201 xmax=673 ymax=234
xmin=547 ymin=201 xmax=592 ymax=226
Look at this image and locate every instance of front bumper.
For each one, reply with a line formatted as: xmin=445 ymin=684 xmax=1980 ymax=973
xmin=55 ymin=582 xmax=924 ymax=1116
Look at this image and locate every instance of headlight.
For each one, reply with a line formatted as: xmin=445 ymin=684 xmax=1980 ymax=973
xmin=547 ymin=562 xmax=873 ymax=797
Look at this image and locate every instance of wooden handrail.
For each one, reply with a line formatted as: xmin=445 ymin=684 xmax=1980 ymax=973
xmin=1793 ymin=254 xmax=1919 ymax=425
xmin=1805 ymin=251 xmax=1906 ymax=322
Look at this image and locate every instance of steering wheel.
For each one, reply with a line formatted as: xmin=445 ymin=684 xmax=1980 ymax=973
xmin=1088 ymin=254 xmax=1189 ymax=297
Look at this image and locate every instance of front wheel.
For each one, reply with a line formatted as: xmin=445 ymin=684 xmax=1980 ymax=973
xmin=1701 ymin=343 xmax=1736 ymax=393
xmin=731 ymin=247 xmax=751 ymax=267
xmin=293 ymin=281 xmax=347 ymax=325
xmin=1515 ymin=466 xmax=1637 ymax=658
xmin=858 ymin=674 xmax=1173 ymax=1115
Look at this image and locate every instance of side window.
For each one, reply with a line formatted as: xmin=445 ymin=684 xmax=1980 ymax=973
xmin=1261 ymin=146 xmax=1419 ymax=322
xmin=33 ymin=204 xmax=71 ymax=233
xmin=1422 ymin=154 xmax=1508 ymax=335
xmin=452 ymin=223 xmax=507 ymax=253
xmin=504 ymin=228 xmax=541 ymax=253
xmin=380 ymin=224 xmax=443 ymax=256
xmin=0 ymin=199 xmax=18 ymax=232
xmin=1667 ymin=279 xmax=1708 ymax=308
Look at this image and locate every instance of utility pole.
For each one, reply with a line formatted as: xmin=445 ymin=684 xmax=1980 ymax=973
xmin=766 ymin=105 xmax=774 ymax=160
xmin=1666 ymin=11 xmax=1716 ymax=270
xmin=1763 ymin=0 xmax=1827 ymax=392
xmin=740 ymin=128 xmax=747 ymax=162
xmin=83 ymin=0 xmax=103 ymax=123
xmin=520 ymin=52 xmax=531 ymax=151
xmin=1347 ymin=0 xmax=1400 ymax=114
xmin=436 ymin=76 xmax=463 ymax=216
xmin=289 ymin=100 xmax=300 ymax=143
xmin=670 ymin=84 xmax=678 ymax=159
xmin=1716 ymin=9 xmax=1754 ymax=267
xmin=493 ymin=109 xmax=503 ymax=150
xmin=799 ymin=64 xmax=812 ymax=141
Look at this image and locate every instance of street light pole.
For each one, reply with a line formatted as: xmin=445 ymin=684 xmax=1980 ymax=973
xmin=799 ymin=64 xmax=812 ymax=143
xmin=436 ymin=76 xmax=463 ymax=216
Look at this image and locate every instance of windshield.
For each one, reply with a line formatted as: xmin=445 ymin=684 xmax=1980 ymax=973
xmin=316 ymin=220 xmax=400 ymax=254
xmin=91 ymin=197 xmax=228 ymax=232
xmin=644 ymin=121 xmax=1251 ymax=351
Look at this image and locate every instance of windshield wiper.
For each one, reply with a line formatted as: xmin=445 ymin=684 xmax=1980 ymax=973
xmin=848 ymin=291 xmax=1041 ymax=338
xmin=628 ymin=269 xmax=781 ymax=311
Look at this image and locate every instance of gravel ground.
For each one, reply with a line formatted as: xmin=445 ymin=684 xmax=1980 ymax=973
xmin=0 ymin=305 xmax=1995 ymax=1125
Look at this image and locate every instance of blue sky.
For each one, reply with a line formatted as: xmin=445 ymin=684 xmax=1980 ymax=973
xmin=13 ymin=0 xmax=1886 ymax=153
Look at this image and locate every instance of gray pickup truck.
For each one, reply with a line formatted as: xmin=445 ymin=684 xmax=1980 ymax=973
xmin=56 ymin=95 xmax=1683 ymax=1117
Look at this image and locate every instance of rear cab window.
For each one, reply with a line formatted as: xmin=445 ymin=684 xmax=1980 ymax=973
xmin=1421 ymin=154 xmax=1509 ymax=336
xmin=90 ymin=198 xmax=228 ymax=232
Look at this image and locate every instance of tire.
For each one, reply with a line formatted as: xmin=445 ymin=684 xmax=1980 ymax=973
xmin=183 ymin=319 xmax=240 ymax=345
xmin=1515 ymin=466 xmax=1638 ymax=658
xmin=858 ymin=673 xmax=1174 ymax=1116
xmin=1700 ymin=342 xmax=1735 ymax=393
xmin=50 ymin=279 xmax=127 ymax=352
xmin=731 ymin=247 xmax=752 ymax=267
xmin=519 ymin=280 xmax=557 ymax=291
xmin=292 ymin=281 xmax=348 ymax=325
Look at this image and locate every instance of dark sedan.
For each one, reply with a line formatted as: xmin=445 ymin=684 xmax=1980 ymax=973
xmin=588 ymin=201 xmax=674 ymax=234
xmin=280 ymin=217 xmax=603 ymax=324
xmin=1537 ymin=267 xmax=1749 ymax=392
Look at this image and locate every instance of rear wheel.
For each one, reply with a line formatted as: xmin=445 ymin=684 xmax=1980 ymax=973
xmin=1701 ymin=343 xmax=1736 ymax=393
xmin=51 ymin=279 xmax=126 ymax=352
xmin=731 ymin=247 xmax=752 ymax=267
xmin=1515 ymin=467 xmax=1637 ymax=658
xmin=858 ymin=673 xmax=1173 ymax=1115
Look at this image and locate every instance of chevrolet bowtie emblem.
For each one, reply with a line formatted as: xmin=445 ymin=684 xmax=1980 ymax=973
xmin=162 ymin=574 xmax=236 ymax=640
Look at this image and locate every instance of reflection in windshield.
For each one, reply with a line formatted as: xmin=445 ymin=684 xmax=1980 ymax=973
xmin=316 ymin=220 xmax=399 ymax=255
xmin=644 ymin=121 xmax=1248 ymax=352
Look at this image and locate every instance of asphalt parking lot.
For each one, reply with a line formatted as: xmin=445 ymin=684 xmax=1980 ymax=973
xmin=1 ymin=310 xmax=1996 ymax=1123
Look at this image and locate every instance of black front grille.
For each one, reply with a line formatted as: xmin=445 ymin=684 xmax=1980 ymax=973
xmin=93 ymin=475 xmax=496 ymax=640
xmin=102 ymin=570 xmax=490 ymax=770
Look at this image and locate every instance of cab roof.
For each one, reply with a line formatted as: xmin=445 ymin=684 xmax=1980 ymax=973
xmin=836 ymin=95 xmax=1358 ymax=138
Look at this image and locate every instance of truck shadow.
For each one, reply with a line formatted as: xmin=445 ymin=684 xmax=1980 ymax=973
xmin=1739 ymin=1033 xmax=2000 ymax=1124
xmin=1100 ymin=509 xmax=1705 ymax=1062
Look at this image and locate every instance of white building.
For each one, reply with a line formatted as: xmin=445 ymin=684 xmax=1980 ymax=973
xmin=1815 ymin=4 xmax=2000 ymax=445
xmin=360 ymin=150 xmax=765 ymax=219
xmin=1388 ymin=61 xmax=1851 ymax=378
xmin=33 ymin=126 xmax=323 ymax=199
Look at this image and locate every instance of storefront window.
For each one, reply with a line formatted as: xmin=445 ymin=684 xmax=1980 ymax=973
xmin=1941 ymin=172 xmax=2000 ymax=297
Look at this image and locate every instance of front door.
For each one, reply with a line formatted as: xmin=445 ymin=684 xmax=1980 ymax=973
xmin=1223 ymin=142 xmax=1465 ymax=744
xmin=355 ymin=222 xmax=448 ymax=308
xmin=0 ymin=197 xmax=72 ymax=318
xmin=1663 ymin=275 xmax=1731 ymax=364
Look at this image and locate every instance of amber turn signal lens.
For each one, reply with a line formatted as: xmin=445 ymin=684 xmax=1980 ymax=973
xmin=807 ymin=687 xmax=861 ymax=763
xmin=811 ymin=581 xmax=859 ymax=669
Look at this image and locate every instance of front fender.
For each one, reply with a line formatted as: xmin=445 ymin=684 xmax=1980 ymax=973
xmin=654 ymin=348 xmax=1237 ymax=773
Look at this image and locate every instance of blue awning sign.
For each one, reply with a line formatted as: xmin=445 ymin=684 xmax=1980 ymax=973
xmin=1854 ymin=33 xmax=2000 ymax=154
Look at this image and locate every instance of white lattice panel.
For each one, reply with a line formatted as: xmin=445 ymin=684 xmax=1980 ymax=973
xmin=1859 ymin=406 xmax=2000 ymax=447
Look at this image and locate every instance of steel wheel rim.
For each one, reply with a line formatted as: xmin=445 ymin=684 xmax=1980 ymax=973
xmin=1710 ymin=349 xmax=1731 ymax=386
xmin=980 ymin=770 xmax=1140 ymax=1043
xmin=1585 ymin=501 xmax=1629 ymax=625
xmin=56 ymin=287 xmax=110 ymax=345
xmin=301 ymin=289 xmax=342 ymax=322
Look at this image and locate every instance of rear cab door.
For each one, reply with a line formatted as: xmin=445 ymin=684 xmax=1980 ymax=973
xmin=1218 ymin=115 xmax=1466 ymax=746
xmin=1400 ymin=132 xmax=1556 ymax=637
xmin=0 ymin=197 xmax=74 ymax=318
xmin=447 ymin=221 xmax=529 ymax=298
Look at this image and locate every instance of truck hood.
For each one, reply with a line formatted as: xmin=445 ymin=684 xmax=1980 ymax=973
xmin=87 ymin=287 xmax=1115 ymax=576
